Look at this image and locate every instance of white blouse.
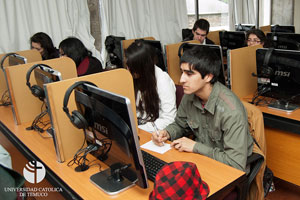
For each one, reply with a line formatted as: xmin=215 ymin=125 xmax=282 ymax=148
xmin=137 ymin=66 xmax=177 ymax=132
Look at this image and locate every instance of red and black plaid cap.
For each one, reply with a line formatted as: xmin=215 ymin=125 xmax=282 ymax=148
xmin=149 ymin=161 xmax=210 ymax=200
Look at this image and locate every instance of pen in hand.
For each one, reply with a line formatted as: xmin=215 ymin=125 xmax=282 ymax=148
xmin=151 ymin=122 xmax=164 ymax=146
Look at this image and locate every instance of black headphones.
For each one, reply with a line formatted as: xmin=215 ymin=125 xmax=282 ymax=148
xmin=0 ymin=52 xmax=18 ymax=71
xmin=261 ymin=48 xmax=274 ymax=77
xmin=63 ymin=81 xmax=97 ymax=129
xmin=178 ymin=42 xmax=190 ymax=58
xmin=26 ymin=64 xmax=52 ymax=101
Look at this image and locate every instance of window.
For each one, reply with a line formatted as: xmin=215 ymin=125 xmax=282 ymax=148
xmin=186 ymin=0 xmax=229 ymax=31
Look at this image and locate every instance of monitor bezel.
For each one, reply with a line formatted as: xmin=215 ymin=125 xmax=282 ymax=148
xmin=74 ymin=83 xmax=149 ymax=193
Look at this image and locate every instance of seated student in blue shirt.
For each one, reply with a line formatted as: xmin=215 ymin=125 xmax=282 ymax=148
xmin=152 ymin=45 xmax=253 ymax=172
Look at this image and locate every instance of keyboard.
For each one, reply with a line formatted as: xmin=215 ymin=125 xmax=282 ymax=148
xmin=141 ymin=150 xmax=167 ymax=182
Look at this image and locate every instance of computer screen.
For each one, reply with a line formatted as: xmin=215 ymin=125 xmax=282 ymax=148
xmin=136 ymin=39 xmax=166 ymax=71
xmin=74 ymin=83 xmax=148 ymax=194
xmin=235 ymin=24 xmax=255 ymax=31
xmin=271 ymin=25 xmax=295 ymax=33
xmin=178 ymin=43 xmax=226 ymax=86
xmin=266 ymin=32 xmax=300 ymax=50
xmin=219 ymin=31 xmax=246 ymax=56
xmin=256 ymin=48 xmax=300 ymax=111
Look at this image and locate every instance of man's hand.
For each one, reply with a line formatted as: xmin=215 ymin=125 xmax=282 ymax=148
xmin=171 ymin=137 xmax=196 ymax=152
xmin=151 ymin=130 xmax=170 ymax=146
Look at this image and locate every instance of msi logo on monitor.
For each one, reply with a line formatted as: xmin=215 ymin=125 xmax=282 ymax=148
xmin=94 ymin=122 xmax=108 ymax=135
xmin=274 ymin=70 xmax=290 ymax=77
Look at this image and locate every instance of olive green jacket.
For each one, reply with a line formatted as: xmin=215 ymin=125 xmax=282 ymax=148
xmin=166 ymin=82 xmax=253 ymax=171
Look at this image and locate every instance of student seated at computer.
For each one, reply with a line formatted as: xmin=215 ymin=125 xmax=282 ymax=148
xmin=246 ymin=29 xmax=271 ymax=48
xmin=30 ymin=32 xmax=60 ymax=60
xmin=59 ymin=37 xmax=103 ymax=76
xmin=183 ymin=18 xmax=214 ymax=45
xmin=125 ymin=40 xmax=177 ymax=132
xmin=152 ymin=46 xmax=253 ymax=172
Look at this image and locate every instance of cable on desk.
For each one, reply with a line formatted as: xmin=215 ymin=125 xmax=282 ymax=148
xmin=67 ymin=128 xmax=112 ymax=172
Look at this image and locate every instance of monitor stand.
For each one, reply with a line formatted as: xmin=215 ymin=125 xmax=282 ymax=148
xmin=90 ymin=163 xmax=135 ymax=195
xmin=268 ymin=100 xmax=299 ymax=113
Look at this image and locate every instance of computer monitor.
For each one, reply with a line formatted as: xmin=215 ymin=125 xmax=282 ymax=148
xmin=235 ymin=24 xmax=255 ymax=31
xmin=33 ymin=66 xmax=62 ymax=136
xmin=178 ymin=43 xmax=226 ymax=86
xmin=271 ymin=25 xmax=295 ymax=33
xmin=1 ymin=53 xmax=27 ymax=107
xmin=256 ymin=48 xmax=300 ymax=112
xmin=35 ymin=66 xmax=62 ymax=89
xmin=9 ymin=54 xmax=27 ymax=66
xmin=74 ymin=83 xmax=148 ymax=194
xmin=219 ymin=31 xmax=246 ymax=56
xmin=266 ymin=32 xmax=300 ymax=50
xmin=136 ymin=39 xmax=166 ymax=71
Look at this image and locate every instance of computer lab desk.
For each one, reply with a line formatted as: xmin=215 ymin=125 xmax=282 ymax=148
xmin=243 ymin=96 xmax=300 ymax=186
xmin=0 ymin=106 xmax=246 ymax=199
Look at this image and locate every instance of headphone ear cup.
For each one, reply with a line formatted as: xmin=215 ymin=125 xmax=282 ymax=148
xmin=71 ymin=110 xmax=88 ymax=129
xmin=31 ymin=85 xmax=45 ymax=101
xmin=31 ymin=85 xmax=44 ymax=98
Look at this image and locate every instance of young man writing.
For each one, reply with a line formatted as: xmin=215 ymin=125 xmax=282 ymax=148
xmin=152 ymin=46 xmax=253 ymax=172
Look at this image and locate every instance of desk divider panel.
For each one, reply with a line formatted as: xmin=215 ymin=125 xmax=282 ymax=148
xmin=165 ymin=40 xmax=200 ymax=84
xmin=0 ymin=50 xmax=42 ymax=99
xmin=45 ymin=69 xmax=137 ymax=162
xmin=207 ymin=30 xmax=221 ymax=45
xmin=260 ymin=25 xmax=271 ymax=33
xmin=229 ymin=45 xmax=262 ymax=98
xmin=5 ymin=57 xmax=77 ymax=125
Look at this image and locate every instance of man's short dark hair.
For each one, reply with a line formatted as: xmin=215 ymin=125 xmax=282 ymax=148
xmin=192 ymin=18 xmax=210 ymax=34
xmin=180 ymin=46 xmax=220 ymax=84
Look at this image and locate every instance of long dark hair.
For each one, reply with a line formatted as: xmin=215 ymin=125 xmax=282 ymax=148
xmin=59 ymin=37 xmax=92 ymax=67
xmin=125 ymin=40 xmax=160 ymax=122
xmin=30 ymin=32 xmax=59 ymax=60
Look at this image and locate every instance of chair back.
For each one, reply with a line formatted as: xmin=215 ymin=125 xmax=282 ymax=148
xmin=175 ymin=84 xmax=184 ymax=108
xmin=242 ymin=101 xmax=267 ymax=200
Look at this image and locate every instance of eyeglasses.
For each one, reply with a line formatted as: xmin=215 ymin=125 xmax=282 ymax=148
xmin=247 ymin=39 xmax=261 ymax=43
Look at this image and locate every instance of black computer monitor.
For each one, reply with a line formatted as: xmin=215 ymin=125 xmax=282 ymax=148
xmin=74 ymin=83 xmax=148 ymax=194
xmin=271 ymin=25 xmax=295 ymax=33
xmin=178 ymin=43 xmax=226 ymax=86
xmin=136 ymin=39 xmax=166 ymax=71
xmin=219 ymin=31 xmax=246 ymax=56
xmin=266 ymin=32 xmax=300 ymax=50
xmin=235 ymin=24 xmax=255 ymax=31
xmin=256 ymin=48 xmax=300 ymax=111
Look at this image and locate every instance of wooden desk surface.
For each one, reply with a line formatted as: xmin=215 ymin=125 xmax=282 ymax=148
xmin=243 ymin=95 xmax=300 ymax=122
xmin=0 ymin=106 xmax=245 ymax=199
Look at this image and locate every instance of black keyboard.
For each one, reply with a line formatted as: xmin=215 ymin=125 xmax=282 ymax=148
xmin=141 ymin=150 xmax=167 ymax=182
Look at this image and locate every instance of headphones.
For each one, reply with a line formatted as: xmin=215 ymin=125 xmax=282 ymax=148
xmin=63 ymin=81 xmax=97 ymax=129
xmin=1 ymin=52 xmax=18 ymax=71
xmin=261 ymin=48 xmax=274 ymax=77
xmin=178 ymin=42 xmax=190 ymax=58
xmin=26 ymin=64 xmax=52 ymax=101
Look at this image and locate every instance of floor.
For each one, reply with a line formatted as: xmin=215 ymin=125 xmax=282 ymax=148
xmin=265 ymin=177 xmax=300 ymax=200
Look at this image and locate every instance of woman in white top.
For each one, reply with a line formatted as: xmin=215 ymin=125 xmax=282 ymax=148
xmin=125 ymin=40 xmax=177 ymax=132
